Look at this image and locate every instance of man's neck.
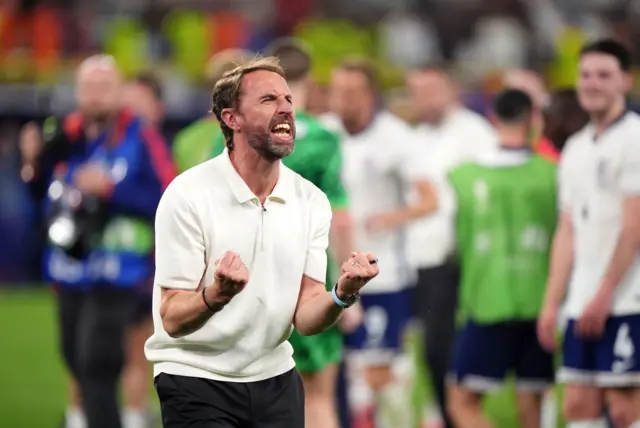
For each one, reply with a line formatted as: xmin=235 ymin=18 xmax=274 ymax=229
xmin=497 ymin=127 xmax=529 ymax=150
xmin=229 ymin=142 xmax=279 ymax=203
xmin=424 ymin=102 xmax=458 ymax=128
xmin=84 ymin=112 xmax=118 ymax=140
xmin=592 ymin=99 xmax=626 ymax=137
xmin=344 ymin=106 xmax=376 ymax=135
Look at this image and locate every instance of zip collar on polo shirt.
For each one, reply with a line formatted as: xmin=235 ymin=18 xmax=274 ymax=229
xmin=219 ymin=148 xmax=294 ymax=205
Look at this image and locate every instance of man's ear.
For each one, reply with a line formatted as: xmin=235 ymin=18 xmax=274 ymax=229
xmin=221 ymin=108 xmax=241 ymax=132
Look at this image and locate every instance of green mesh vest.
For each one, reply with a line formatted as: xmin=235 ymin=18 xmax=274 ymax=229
xmin=449 ymin=153 xmax=557 ymax=323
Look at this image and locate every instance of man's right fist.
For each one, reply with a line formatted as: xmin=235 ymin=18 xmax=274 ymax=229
xmin=212 ymin=251 xmax=249 ymax=302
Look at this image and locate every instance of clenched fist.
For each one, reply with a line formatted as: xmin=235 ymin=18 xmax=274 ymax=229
xmin=206 ymin=251 xmax=249 ymax=308
xmin=337 ymin=251 xmax=379 ymax=299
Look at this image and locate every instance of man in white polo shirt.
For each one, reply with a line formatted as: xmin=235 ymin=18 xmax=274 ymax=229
xmin=145 ymin=57 xmax=379 ymax=427
xmin=538 ymin=39 xmax=640 ymax=428
xmin=404 ymin=64 xmax=497 ymax=428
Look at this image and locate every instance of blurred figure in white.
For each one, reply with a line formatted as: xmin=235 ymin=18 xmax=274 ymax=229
xmin=405 ymin=65 xmax=497 ymax=428
xmin=325 ymin=58 xmax=435 ymax=428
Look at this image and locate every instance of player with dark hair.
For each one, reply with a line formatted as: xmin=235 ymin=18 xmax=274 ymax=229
xmin=539 ymin=38 xmax=640 ymax=428
xmin=441 ymin=89 xmax=557 ymax=428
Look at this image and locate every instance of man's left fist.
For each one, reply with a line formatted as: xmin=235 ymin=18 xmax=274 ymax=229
xmin=337 ymin=251 xmax=379 ymax=298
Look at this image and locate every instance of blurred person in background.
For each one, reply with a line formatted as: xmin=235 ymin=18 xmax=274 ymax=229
xmin=502 ymin=68 xmax=561 ymax=161
xmin=443 ymin=89 xmax=557 ymax=428
xmin=172 ymin=49 xmax=252 ymax=173
xmin=64 ymin=71 xmax=169 ymax=428
xmin=210 ymin=39 xmax=362 ymax=428
xmin=538 ymin=39 xmax=640 ymax=428
xmin=19 ymin=55 xmax=175 ymax=428
xmin=404 ymin=64 xmax=497 ymax=428
xmin=542 ymin=88 xmax=589 ymax=157
xmin=327 ymin=58 xmax=435 ymax=428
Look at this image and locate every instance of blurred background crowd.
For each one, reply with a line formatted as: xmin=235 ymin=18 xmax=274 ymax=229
xmin=0 ymin=0 xmax=638 ymax=426
xmin=3 ymin=0 xmax=640 ymax=280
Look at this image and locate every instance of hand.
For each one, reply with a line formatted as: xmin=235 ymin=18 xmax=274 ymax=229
xmin=74 ymin=163 xmax=114 ymax=196
xmin=207 ymin=251 xmax=249 ymax=306
xmin=575 ymin=288 xmax=613 ymax=339
xmin=19 ymin=122 xmax=42 ymax=181
xmin=337 ymin=251 xmax=379 ymax=298
xmin=365 ymin=213 xmax=398 ymax=233
xmin=19 ymin=121 xmax=42 ymax=164
xmin=338 ymin=301 xmax=364 ymax=334
xmin=537 ymin=301 xmax=559 ymax=352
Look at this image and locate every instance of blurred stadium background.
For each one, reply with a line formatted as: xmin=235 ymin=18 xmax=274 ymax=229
xmin=1 ymin=0 xmax=638 ymax=426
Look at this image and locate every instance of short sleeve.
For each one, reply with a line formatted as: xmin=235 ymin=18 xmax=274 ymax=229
xmin=620 ymin=138 xmax=640 ymax=195
xmin=303 ymin=192 xmax=332 ymax=283
xmin=154 ymin=184 xmax=206 ymax=290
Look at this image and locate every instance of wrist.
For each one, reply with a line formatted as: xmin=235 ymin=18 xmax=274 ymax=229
xmin=202 ymin=286 xmax=226 ymax=312
xmin=599 ymin=278 xmax=616 ymax=295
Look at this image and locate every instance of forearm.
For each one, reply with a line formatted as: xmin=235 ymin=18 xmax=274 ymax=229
xmin=544 ymin=223 xmax=574 ymax=307
xmin=293 ymin=291 xmax=343 ymax=336
xmin=600 ymin=228 xmax=640 ymax=293
xmin=159 ymin=287 xmax=224 ymax=338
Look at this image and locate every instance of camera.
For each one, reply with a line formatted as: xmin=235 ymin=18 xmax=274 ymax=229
xmin=46 ymin=178 xmax=107 ymax=260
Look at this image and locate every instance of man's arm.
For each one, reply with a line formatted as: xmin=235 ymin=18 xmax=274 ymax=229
xmin=367 ymin=139 xmax=438 ymax=231
xmin=153 ymin=183 xmax=225 ymax=338
xmin=543 ymin=211 xmax=574 ymax=308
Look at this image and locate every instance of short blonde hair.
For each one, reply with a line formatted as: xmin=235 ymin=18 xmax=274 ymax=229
xmin=211 ymin=56 xmax=285 ymax=151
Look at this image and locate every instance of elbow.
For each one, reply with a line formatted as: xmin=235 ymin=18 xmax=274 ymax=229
xmin=162 ymin=318 xmax=183 ymax=338
xmin=295 ymin=324 xmax=322 ymax=337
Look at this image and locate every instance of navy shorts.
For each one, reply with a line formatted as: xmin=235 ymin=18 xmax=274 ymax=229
xmin=448 ymin=320 xmax=554 ymax=392
xmin=559 ymin=314 xmax=640 ymax=387
xmin=344 ymin=289 xmax=412 ymax=364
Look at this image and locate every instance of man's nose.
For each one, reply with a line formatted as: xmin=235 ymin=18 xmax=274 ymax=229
xmin=276 ymin=96 xmax=293 ymax=113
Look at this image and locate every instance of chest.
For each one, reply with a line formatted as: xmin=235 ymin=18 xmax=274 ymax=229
xmin=203 ymin=197 xmax=311 ymax=287
xmin=568 ymin=140 xmax=625 ymax=202
xmin=341 ymin=141 xmax=400 ymax=193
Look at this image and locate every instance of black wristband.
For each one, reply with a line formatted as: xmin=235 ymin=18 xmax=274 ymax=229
xmin=202 ymin=287 xmax=218 ymax=312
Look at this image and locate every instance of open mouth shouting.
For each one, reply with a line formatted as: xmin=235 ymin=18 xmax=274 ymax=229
xmin=269 ymin=117 xmax=295 ymax=144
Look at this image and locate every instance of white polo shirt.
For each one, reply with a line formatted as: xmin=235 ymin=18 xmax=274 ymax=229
xmin=144 ymin=150 xmax=332 ymax=382
xmin=407 ymin=107 xmax=497 ymax=269
xmin=560 ymin=112 xmax=640 ymax=318
xmin=323 ymin=111 xmax=424 ymax=293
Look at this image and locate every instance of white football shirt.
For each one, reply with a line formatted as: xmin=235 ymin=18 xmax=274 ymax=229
xmin=560 ymin=112 xmax=640 ymax=317
xmin=145 ymin=150 xmax=332 ymax=382
xmin=323 ymin=111 xmax=425 ymax=293
xmin=406 ymin=107 xmax=498 ymax=268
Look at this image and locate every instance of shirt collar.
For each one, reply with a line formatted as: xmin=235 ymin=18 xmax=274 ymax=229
xmin=219 ymin=149 xmax=292 ymax=205
xmin=591 ymin=109 xmax=629 ymax=142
